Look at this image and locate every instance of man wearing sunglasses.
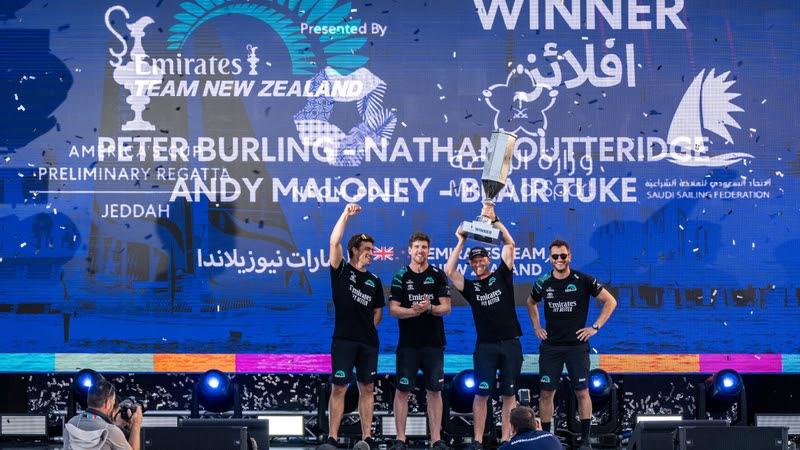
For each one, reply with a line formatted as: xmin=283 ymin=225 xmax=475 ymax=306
xmin=445 ymin=204 xmax=523 ymax=449
xmin=526 ymin=240 xmax=617 ymax=450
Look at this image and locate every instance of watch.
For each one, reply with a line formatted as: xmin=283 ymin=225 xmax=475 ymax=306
xmin=591 ymin=323 xmax=600 ymax=331
xmin=491 ymin=216 xmax=501 ymax=224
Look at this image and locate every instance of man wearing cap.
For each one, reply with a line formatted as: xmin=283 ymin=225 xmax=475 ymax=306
xmin=322 ymin=203 xmax=385 ymax=450
xmin=445 ymin=204 xmax=522 ymax=449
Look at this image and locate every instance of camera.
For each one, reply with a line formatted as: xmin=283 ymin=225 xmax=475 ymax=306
xmin=117 ymin=397 xmax=145 ymax=421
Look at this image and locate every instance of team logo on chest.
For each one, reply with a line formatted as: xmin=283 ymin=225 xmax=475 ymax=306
xmin=424 ymin=276 xmax=435 ymax=285
xmin=565 ymin=283 xmax=577 ymax=292
xmin=365 ymin=279 xmax=376 ymax=288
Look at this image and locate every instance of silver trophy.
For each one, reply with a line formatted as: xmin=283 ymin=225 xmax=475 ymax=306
xmin=461 ymin=130 xmax=516 ymax=245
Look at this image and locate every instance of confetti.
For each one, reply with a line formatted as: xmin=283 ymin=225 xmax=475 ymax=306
xmin=775 ymin=171 xmax=784 ymax=177
xmin=443 ymin=114 xmax=448 ymax=123
xmin=401 ymin=121 xmax=407 ymax=127
xmin=20 ymin=242 xmax=27 ymax=248
xmin=692 ymin=247 xmax=699 ymax=252
xmin=678 ymin=224 xmax=684 ymax=230
xmin=439 ymin=95 xmax=446 ymax=100
xmin=761 ymin=98 xmax=767 ymax=104
xmin=723 ymin=321 xmax=728 ymax=326
xmin=452 ymin=51 xmax=456 ymax=58
xmin=436 ymin=83 xmax=442 ymax=90
xmin=751 ymin=242 xmax=755 ymax=249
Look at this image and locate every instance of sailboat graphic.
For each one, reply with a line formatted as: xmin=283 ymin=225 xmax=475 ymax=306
xmin=661 ymin=68 xmax=753 ymax=167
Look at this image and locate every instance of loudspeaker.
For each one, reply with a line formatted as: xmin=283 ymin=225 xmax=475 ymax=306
xmin=627 ymin=420 xmax=729 ymax=450
xmin=181 ymin=418 xmax=269 ymax=450
xmin=675 ymin=426 xmax=789 ymax=450
xmin=142 ymin=426 xmax=248 ymax=450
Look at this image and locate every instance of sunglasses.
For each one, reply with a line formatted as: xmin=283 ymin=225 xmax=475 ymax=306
xmin=550 ymin=253 xmax=569 ymax=260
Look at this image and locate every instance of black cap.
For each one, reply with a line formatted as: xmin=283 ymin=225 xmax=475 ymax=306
xmin=468 ymin=247 xmax=489 ymax=260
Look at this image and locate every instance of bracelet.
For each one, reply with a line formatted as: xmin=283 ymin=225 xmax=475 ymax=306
xmin=491 ymin=216 xmax=501 ymax=224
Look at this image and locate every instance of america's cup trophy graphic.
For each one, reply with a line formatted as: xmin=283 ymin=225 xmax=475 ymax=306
xmin=461 ymin=130 xmax=516 ymax=245
xmin=104 ymin=5 xmax=162 ymax=131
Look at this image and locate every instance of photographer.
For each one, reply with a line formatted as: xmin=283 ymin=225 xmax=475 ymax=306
xmin=63 ymin=379 xmax=142 ymax=450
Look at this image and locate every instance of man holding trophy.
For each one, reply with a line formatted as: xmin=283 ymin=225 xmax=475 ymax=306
xmin=444 ymin=131 xmax=523 ymax=448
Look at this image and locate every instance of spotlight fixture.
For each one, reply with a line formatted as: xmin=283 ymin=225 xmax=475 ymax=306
xmin=191 ymin=369 xmax=241 ymax=418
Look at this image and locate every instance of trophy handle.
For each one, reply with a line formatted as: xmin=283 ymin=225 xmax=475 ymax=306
xmin=104 ymin=5 xmax=130 ymax=68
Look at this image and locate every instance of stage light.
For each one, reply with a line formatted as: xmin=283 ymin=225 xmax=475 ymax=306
xmin=708 ymin=369 xmax=743 ymax=400
xmin=588 ymin=369 xmax=612 ymax=399
xmin=695 ymin=369 xmax=747 ymax=425
xmin=463 ymin=374 xmax=476 ymax=389
xmin=442 ymin=370 xmax=495 ymax=445
xmin=67 ymin=369 xmax=105 ymax=418
xmin=448 ymin=370 xmax=478 ymax=414
xmin=190 ymin=369 xmax=242 ymax=418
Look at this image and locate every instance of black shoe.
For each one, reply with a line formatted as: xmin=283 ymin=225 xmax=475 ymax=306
xmin=318 ymin=436 xmax=338 ymax=450
xmin=390 ymin=439 xmax=407 ymax=450
xmin=363 ymin=437 xmax=379 ymax=450
xmin=468 ymin=441 xmax=483 ymax=450
xmin=431 ymin=440 xmax=448 ymax=450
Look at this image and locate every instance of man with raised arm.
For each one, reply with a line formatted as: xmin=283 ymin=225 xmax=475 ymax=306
xmin=322 ymin=203 xmax=385 ymax=450
xmin=444 ymin=204 xmax=523 ymax=449
xmin=389 ymin=232 xmax=451 ymax=450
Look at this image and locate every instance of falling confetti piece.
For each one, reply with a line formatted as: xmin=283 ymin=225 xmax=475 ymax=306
xmin=436 ymin=83 xmax=442 ymax=90
xmin=732 ymin=239 xmax=736 ymax=245
xmin=443 ymin=114 xmax=448 ymax=123
xmin=401 ymin=121 xmax=407 ymax=127
xmin=302 ymin=215 xmax=309 ymax=220
xmin=712 ymin=289 xmax=718 ymax=296
xmin=748 ymin=128 xmax=757 ymax=133
xmin=692 ymin=247 xmax=699 ymax=252
xmin=17 ymin=105 xmax=25 ymax=111
xmin=20 ymin=242 xmax=27 ymax=248
xmin=452 ymin=51 xmax=456 ymax=58
xmin=761 ymin=99 xmax=767 ymax=104
xmin=775 ymin=171 xmax=784 ymax=177
xmin=592 ymin=348 xmax=598 ymax=354
xmin=439 ymin=95 xmax=446 ymax=100
xmin=678 ymin=224 xmax=684 ymax=230
xmin=723 ymin=322 xmax=728 ymax=326
xmin=401 ymin=210 xmax=405 ymax=217
xmin=751 ymin=242 xmax=755 ymax=249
